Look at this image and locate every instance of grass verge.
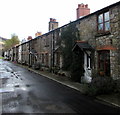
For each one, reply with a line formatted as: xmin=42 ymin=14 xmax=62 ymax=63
xmin=0 ymin=57 xmax=3 ymax=59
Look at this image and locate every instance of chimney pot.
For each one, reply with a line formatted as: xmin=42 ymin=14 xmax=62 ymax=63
xmin=76 ymin=3 xmax=90 ymax=19
xmin=49 ymin=18 xmax=58 ymax=31
xmin=85 ymin=4 xmax=88 ymax=8
xmin=82 ymin=4 xmax=84 ymax=8
xmin=50 ymin=18 xmax=53 ymax=22
xmin=53 ymin=19 xmax=56 ymax=22
xmin=78 ymin=4 xmax=81 ymax=8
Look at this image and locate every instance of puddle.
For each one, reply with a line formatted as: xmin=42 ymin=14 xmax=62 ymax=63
xmin=14 ymin=85 xmax=20 ymax=88
xmin=21 ymin=86 xmax=27 ymax=91
xmin=0 ymin=78 xmax=9 ymax=85
xmin=5 ymin=66 xmax=13 ymax=73
xmin=26 ymin=84 xmax=30 ymax=87
xmin=0 ymin=88 xmax=14 ymax=93
xmin=0 ymin=68 xmax=6 ymax=72
xmin=0 ymin=71 xmax=12 ymax=78
xmin=6 ymin=83 xmax=14 ymax=87
xmin=20 ymin=78 xmax=23 ymax=80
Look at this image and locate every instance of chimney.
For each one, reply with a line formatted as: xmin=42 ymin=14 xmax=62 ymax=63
xmin=27 ymin=36 xmax=32 ymax=41
xmin=49 ymin=18 xmax=58 ymax=31
xmin=35 ymin=32 xmax=42 ymax=37
xmin=76 ymin=3 xmax=90 ymax=19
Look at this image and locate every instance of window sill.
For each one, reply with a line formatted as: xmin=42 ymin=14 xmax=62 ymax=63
xmin=44 ymin=45 xmax=49 ymax=47
xmin=95 ymin=32 xmax=111 ymax=37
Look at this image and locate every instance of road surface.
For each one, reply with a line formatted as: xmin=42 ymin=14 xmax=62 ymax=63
xmin=0 ymin=59 xmax=119 ymax=114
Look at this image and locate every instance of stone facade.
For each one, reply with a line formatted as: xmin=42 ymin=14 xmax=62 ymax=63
xmin=0 ymin=37 xmax=7 ymax=57
xmin=74 ymin=2 xmax=120 ymax=80
xmin=95 ymin=4 xmax=120 ymax=79
xmin=7 ymin=1 xmax=120 ymax=81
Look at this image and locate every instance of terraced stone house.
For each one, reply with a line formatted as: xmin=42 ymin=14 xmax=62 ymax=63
xmin=0 ymin=37 xmax=7 ymax=57
xmin=5 ymin=1 xmax=120 ymax=83
xmin=72 ymin=1 xmax=120 ymax=82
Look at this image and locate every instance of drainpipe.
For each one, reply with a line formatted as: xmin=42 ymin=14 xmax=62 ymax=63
xmin=51 ymin=31 xmax=55 ymax=73
xmin=28 ymin=41 xmax=30 ymax=67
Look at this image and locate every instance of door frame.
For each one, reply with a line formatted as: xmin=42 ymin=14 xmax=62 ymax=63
xmin=98 ymin=50 xmax=110 ymax=76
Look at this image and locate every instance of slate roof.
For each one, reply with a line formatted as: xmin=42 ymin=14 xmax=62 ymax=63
xmin=72 ymin=41 xmax=93 ymax=52
xmin=0 ymin=37 xmax=7 ymax=41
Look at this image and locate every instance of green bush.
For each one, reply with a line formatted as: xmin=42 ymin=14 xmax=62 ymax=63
xmin=59 ymin=23 xmax=83 ymax=82
xmin=52 ymin=66 xmax=60 ymax=74
xmin=0 ymin=57 xmax=3 ymax=59
xmin=70 ymin=71 xmax=81 ymax=82
xmin=70 ymin=52 xmax=84 ymax=82
xmin=85 ymin=76 xmax=115 ymax=96
xmin=32 ymin=62 xmax=41 ymax=70
xmin=84 ymin=84 xmax=98 ymax=96
xmin=114 ymin=79 xmax=120 ymax=93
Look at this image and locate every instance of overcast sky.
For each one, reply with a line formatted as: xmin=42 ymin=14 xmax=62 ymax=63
xmin=0 ymin=0 xmax=119 ymax=40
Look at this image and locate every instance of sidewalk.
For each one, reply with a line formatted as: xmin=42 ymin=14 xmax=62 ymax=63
xmin=17 ymin=63 xmax=120 ymax=108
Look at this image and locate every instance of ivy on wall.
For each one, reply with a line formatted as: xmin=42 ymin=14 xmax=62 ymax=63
xmin=59 ymin=23 xmax=84 ymax=82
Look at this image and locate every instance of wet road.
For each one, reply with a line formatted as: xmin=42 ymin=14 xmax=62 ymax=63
xmin=0 ymin=59 xmax=119 ymax=114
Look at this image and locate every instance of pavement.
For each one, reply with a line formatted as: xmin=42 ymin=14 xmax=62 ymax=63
xmin=15 ymin=62 xmax=120 ymax=108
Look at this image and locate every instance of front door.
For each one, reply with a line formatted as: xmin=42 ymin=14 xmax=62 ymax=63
xmin=83 ymin=52 xmax=92 ymax=83
xmin=98 ymin=50 xmax=110 ymax=76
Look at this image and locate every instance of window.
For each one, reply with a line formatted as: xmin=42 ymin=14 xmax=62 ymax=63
xmin=56 ymin=52 xmax=60 ymax=66
xmin=42 ymin=54 xmax=44 ymax=63
xmin=45 ymin=38 xmax=49 ymax=47
xmin=98 ymin=11 xmax=110 ymax=33
xmin=45 ymin=53 xmax=49 ymax=66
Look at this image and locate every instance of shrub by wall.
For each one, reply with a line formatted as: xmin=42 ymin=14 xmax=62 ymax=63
xmin=85 ymin=76 xmax=116 ymax=96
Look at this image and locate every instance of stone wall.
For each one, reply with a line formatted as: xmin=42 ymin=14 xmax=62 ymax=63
xmin=17 ymin=2 xmax=120 ymax=80
xmin=74 ymin=3 xmax=120 ymax=79
xmin=95 ymin=5 xmax=120 ymax=79
xmin=75 ymin=16 xmax=96 ymax=76
xmin=0 ymin=37 xmax=6 ymax=57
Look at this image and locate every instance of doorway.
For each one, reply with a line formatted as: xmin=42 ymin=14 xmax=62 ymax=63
xmin=98 ymin=50 xmax=110 ymax=76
